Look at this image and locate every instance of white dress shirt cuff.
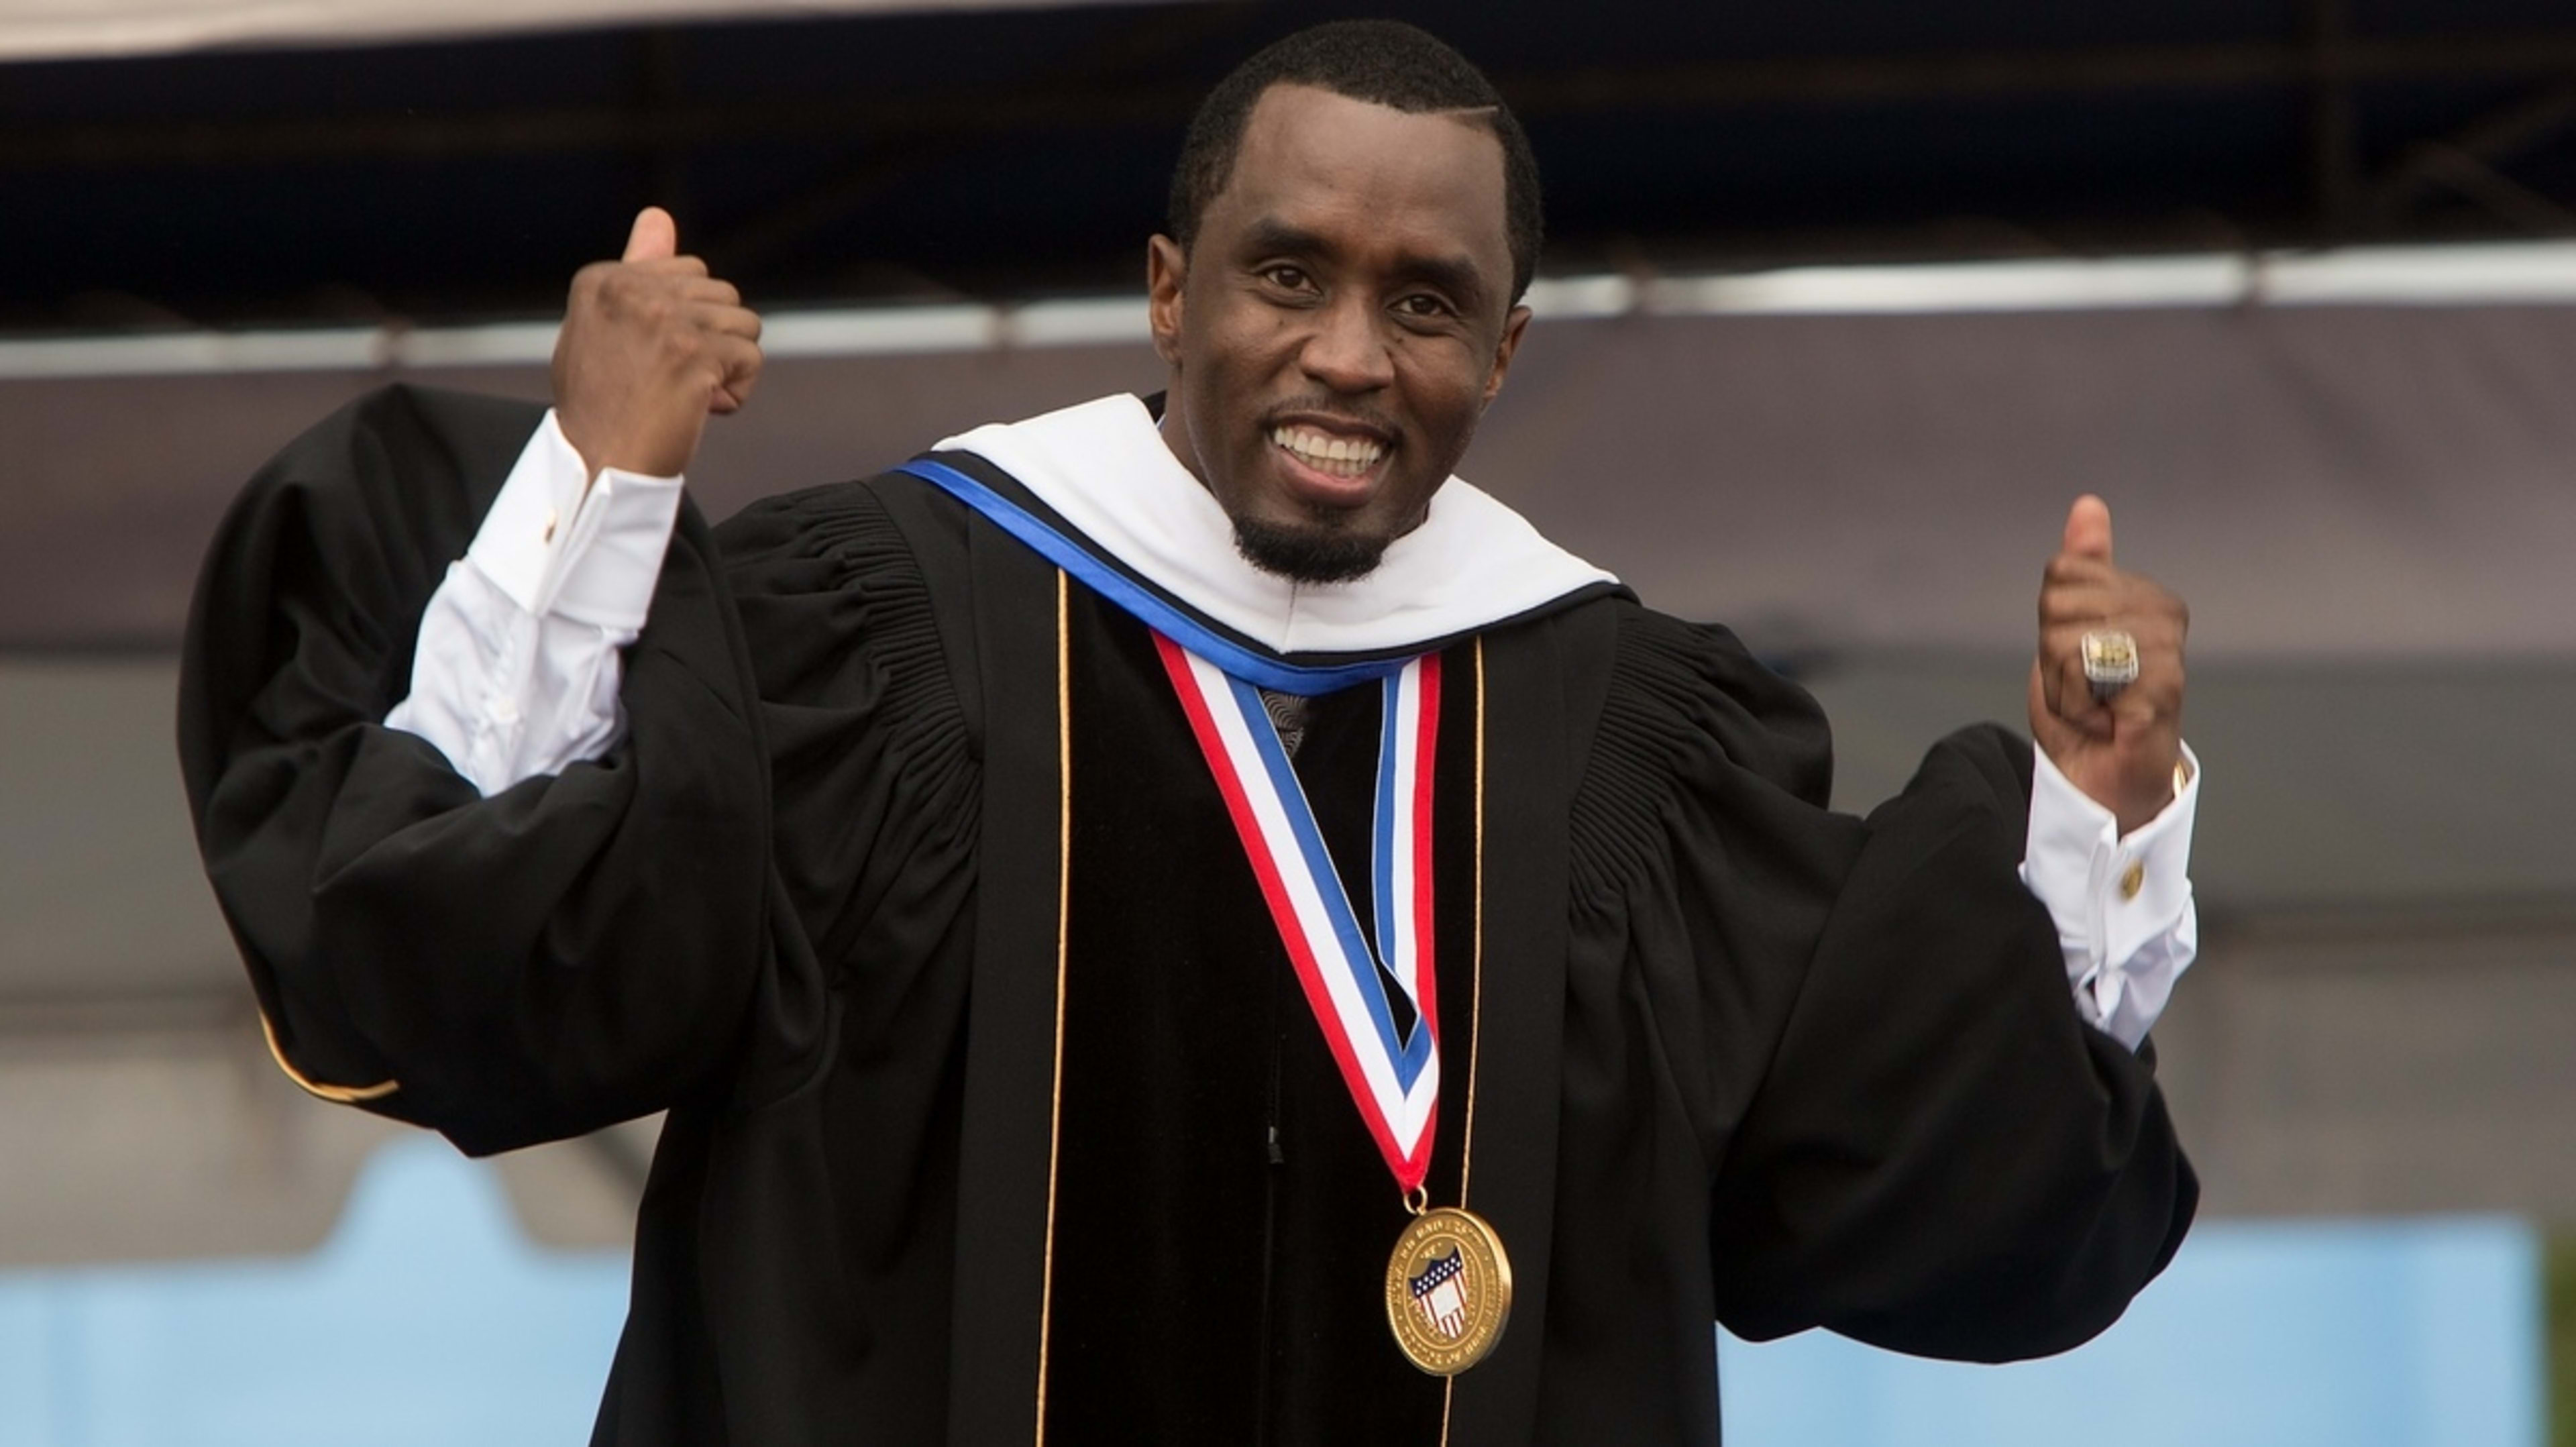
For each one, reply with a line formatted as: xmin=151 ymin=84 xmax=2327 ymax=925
xmin=464 ymin=409 xmax=684 ymax=630
xmin=2020 ymin=741 xmax=2201 ymax=1049
xmin=386 ymin=409 xmax=682 ymax=796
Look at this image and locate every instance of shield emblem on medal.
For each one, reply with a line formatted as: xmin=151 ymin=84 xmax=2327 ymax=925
xmin=1385 ymin=1206 xmax=1511 ymax=1375
xmin=1408 ymin=1247 xmax=1470 ymax=1340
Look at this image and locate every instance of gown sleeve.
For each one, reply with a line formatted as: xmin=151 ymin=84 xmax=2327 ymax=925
xmin=1575 ymin=606 xmax=2196 ymax=1363
xmin=177 ymin=384 xmax=973 ymax=1157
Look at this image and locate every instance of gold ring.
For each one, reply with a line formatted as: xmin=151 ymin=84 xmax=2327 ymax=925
xmin=2080 ymin=629 xmax=2140 ymax=702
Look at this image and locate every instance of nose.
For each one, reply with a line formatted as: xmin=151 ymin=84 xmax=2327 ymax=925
xmin=1299 ymin=293 xmax=1395 ymax=395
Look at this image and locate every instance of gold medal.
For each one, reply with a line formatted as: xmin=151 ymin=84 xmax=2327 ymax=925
xmin=1384 ymin=1205 xmax=1513 ymax=1375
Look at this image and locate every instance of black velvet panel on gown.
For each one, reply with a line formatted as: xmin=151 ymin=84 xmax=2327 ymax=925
xmin=1047 ymin=600 xmax=1475 ymax=1444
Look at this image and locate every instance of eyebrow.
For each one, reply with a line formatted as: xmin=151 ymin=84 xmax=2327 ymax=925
xmin=1239 ymin=217 xmax=1495 ymax=315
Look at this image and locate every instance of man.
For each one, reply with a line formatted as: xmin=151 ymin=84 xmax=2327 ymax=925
xmin=180 ymin=20 xmax=2198 ymax=1446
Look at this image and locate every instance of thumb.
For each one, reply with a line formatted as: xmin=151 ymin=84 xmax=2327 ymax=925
xmin=2061 ymin=494 xmax=2114 ymax=562
xmin=623 ymin=205 xmax=678 ymax=263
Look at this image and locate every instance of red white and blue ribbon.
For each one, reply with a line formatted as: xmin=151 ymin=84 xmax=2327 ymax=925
xmin=1156 ymin=633 xmax=1443 ymax=1192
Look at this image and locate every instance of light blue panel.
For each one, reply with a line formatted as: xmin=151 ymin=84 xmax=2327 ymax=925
xmin=2403 ymin=1224 xmax=2542 ymax=1445
xmin=0 ymin=1287 xmax=61 ymax=1446
xmin=0 ymin=1138 xmax=629 ymax=1447
xmin=0 ymin=1153 xmax=2547 ymax=1447
xmin=1718 ymin=1216 xmax=2544 ymax=1447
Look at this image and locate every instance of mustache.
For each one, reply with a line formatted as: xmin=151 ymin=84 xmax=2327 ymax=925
xmin=1258 ymin=399 xmax=1401 ymax=441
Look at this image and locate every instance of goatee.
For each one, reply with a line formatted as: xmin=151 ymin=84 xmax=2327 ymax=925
xmin=1232 ymin=517 xmax=1387 ymax=584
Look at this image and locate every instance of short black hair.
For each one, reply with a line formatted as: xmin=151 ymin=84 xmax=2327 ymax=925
xmin=1167 ymin=19 xmax=1544 ymax=305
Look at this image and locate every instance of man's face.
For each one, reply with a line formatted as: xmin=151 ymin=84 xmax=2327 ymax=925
xmin=1149 ymin=83 xmax=1532 ymax=584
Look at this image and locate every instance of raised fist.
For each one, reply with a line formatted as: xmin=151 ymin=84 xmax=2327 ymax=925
xmin=2027 ymin=496 xmax=2189 ymax=835
xmin=551 ymin=207 xmax=764 ymax=481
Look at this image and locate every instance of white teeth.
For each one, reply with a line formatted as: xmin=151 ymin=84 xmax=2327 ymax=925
xmin=1269 ymin=425 xmax=1385 ymax=478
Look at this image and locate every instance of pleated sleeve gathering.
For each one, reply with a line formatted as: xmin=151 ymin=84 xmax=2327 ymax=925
xmin=1566 ymin=604 xmax=2194 ymax=1368
xmin=711 ymin=482 xmax=979 ymax=1067
xmin=178 ymin=384 xmax=977 ymax=1159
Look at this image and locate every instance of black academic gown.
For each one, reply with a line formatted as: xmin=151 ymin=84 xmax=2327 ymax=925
xmin=180 ymin=385 xmax=2195 ymax=1447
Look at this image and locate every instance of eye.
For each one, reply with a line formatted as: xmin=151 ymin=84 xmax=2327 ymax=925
xmin=1258 ymin=264 xmax=1315 ymax=292
xmin=1395 ymin=292 xmax=1458 ymax=321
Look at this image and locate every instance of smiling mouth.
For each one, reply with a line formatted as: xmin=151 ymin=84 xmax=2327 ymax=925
xmin=1269 ymin=424 xmax=1388 ymax=480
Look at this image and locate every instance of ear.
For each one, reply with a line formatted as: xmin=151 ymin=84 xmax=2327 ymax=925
xmin=1481 ymin=304 xmax=1534 ymax=409
xmin=1146 ymin=234 xmax=1189 ymax=367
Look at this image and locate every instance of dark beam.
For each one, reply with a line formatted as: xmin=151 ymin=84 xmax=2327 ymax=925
xmin=0 ymin=88 xmax=1205 ymax=170
xmin=2371 ymin=81 xmax=2576 ymax=227
xmin=1500 ymin=34 xmax=2576 ymax=113
xmin=2402 ymin=148 xmax=2576 ymax=233
xmin=2304 ymin=0 xmax=2362 ymax=240
xmin=13 ymin=32 xmax=2576 ymax=172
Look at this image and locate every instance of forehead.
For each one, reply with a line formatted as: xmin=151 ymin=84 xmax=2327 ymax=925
xmin=1209 ymin=83 xmax=1511 ymax=273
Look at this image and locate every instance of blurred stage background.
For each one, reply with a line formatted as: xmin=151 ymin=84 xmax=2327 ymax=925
xmin=3 ymin=1 xmax=2573 ymax=1442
